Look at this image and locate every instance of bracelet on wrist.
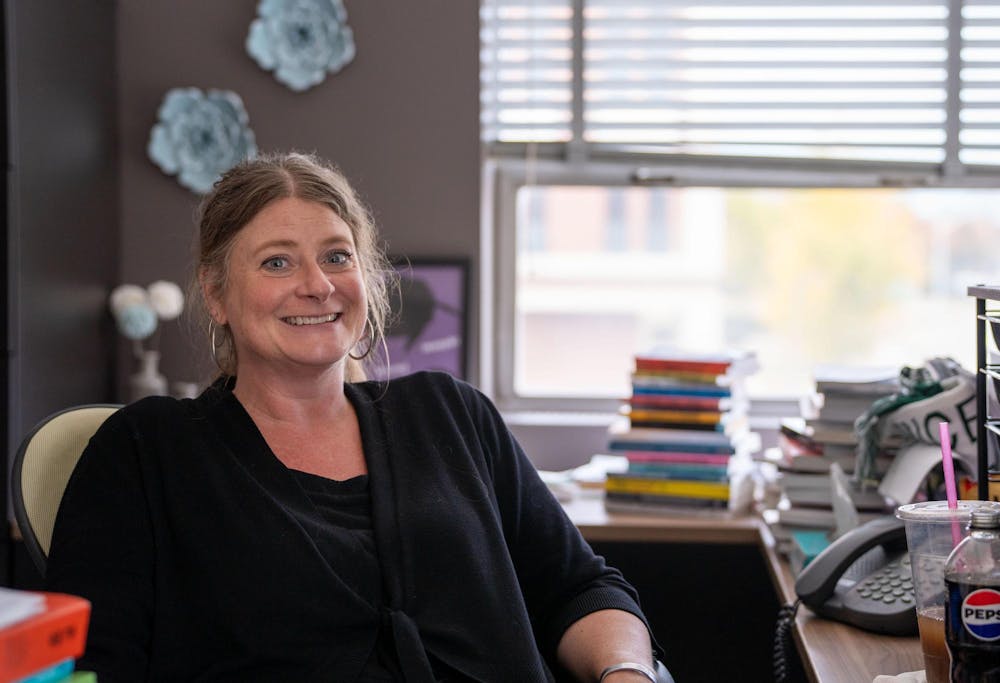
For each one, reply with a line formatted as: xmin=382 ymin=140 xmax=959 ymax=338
xmin=598 ymin=661 xmax=657 ymax=683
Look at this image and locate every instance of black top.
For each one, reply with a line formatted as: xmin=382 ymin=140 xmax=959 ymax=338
xmin=290 ymin=471 xmax=394 ymax=680
xmin=289 ymin=471 xmax=381 ymax=614
xmin=291 ymin=471 xmax=474 ymax=682
xmin=47 ymin=371 xmax=656 ymax=682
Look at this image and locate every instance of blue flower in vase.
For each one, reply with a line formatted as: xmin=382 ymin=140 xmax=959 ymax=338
xmin=246 ymin=0 xmax=356 ymax=92
xmin=116 ymin=303 xmax=158 ymax=341
xmin=147 ymin=88 xmax=258 ymax=194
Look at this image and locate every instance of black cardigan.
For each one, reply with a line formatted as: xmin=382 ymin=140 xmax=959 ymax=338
xmin=46 ymin=372 xmax=651 ymax=682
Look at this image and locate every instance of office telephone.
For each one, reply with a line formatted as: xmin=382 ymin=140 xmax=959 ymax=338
xmin=794 ymin=515 xmax=918 ymax=636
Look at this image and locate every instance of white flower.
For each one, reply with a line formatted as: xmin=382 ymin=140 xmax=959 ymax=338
xmin=246 ymin=0 xmax=355 ymax=92
xmin=147 ymin=87 xmax=257 ymax=194
xmin=109 ymin=284 xmax=149 ymax=317
xmin=147 ymin=280 xmax=185 ymax=320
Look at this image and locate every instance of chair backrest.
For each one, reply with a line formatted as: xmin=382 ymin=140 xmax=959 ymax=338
xmin=12 ymin=404 xmax=121 ymax=575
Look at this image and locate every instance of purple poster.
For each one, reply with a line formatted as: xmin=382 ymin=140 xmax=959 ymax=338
xmin=368 ymin=261 xmax=468 ymax=381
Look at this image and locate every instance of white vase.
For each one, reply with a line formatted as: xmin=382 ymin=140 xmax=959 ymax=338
xmin=130 ymin=349 xmax=168 ymax=402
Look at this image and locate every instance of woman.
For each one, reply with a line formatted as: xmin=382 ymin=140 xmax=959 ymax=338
xmin=46 ymin=152 xmax=659 ymax=682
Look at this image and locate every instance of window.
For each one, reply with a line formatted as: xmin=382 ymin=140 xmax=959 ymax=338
xmin=481 ymin=0 xmax=1000 ymax=411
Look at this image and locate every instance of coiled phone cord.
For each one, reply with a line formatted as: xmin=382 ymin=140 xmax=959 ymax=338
xmin=773 ymin=599 xmax=802 ymax=683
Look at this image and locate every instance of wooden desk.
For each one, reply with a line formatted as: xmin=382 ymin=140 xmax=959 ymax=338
xmin=564 ymin=495 xmax=924 ymax=683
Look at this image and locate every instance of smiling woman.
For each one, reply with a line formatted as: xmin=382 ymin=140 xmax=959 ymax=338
xmin=44 ymin=152 xmax=663 ymax=682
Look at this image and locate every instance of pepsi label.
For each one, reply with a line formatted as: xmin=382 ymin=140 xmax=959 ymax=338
xmin=960 ymin=588 xmax=1000 ymax=641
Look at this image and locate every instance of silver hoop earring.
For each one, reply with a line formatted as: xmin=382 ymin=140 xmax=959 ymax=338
xmin=349 ymin=320 xmax=376 ymax=361
xmin=209 ymin=321 xmax=224 ymax=369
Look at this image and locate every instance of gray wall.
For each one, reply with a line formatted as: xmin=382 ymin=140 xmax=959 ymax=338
xmin=116 ymin=0 xmax=481 ymax=391
xmin=6 ymin=0 xmax=119 ymax=447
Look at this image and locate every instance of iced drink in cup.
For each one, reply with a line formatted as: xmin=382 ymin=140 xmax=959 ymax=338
xmin=896 ymin=500 xmax=1000 ymax=683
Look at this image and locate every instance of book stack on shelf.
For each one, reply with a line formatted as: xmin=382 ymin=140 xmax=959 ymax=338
xmin=0 ymin=588 xmax=93 ymax=683
xmin=760 ymin=365 xmax=900 ymax=564
xmin=770 ymin=424 xmax=891 ymax=511
xmin=603 ymin=350 xmax=760 ymax=514
xmin=766 ymin=462 xmax=887 ymax=576
xmin=804 ymin=364 xmax=900 ymax=477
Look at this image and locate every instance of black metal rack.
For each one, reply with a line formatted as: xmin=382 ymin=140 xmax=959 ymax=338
xmin=969 ymin=284 xmax=1000 ymax=500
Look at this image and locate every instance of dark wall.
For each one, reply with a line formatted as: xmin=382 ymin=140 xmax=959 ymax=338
xmin=115 ymin=0 xmax=481 ymax=391
xmin=4 ymin=0 xmax=119 ymax=582
xmin=5 ymin=0 xmax=119 ymax=463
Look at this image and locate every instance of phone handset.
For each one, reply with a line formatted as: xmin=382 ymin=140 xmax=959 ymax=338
xmin=793 ymin=514 xmax=916 ymax=636
xmin=795 ymin=515 xmax=906 ymax=606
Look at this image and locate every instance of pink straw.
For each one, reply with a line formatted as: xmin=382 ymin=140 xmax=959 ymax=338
xmin=939 ymin=421 xmax=958 ymax=509
xmin=939 ymin=421 xmax=962 ymax=547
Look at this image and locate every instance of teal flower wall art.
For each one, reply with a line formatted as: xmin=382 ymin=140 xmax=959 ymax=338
xmin=246 ymin=0 xmax=356 ymax=92
xmin=147 ymin=88 xmax=258 ymax=194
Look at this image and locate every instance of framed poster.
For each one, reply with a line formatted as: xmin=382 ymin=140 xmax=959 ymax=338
xmin=368 ymin=259 xmax=469 ymax=381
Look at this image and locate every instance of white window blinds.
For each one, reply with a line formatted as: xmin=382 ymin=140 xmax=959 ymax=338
xmin=480 ymin=0 xmax=575 ymax=143
xmin=481 ymin=0 xmax=1000 ymax=171
xmin=962 ymin=0 xmax=1000 ymax=166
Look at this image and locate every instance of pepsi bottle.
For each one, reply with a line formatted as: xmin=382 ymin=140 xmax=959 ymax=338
xmin=944 ymin=507 xmax=1000 ymax=682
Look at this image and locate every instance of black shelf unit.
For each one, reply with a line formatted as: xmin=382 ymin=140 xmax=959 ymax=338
xmin=969 ymin=284 xmax=1000 ymax=500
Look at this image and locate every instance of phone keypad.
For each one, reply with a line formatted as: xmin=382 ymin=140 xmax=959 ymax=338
xmin=851 ymin=554 xmax=914 ymax=607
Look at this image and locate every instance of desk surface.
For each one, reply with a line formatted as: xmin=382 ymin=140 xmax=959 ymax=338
xmin=563 ymin=495 xmax=924 ymax=683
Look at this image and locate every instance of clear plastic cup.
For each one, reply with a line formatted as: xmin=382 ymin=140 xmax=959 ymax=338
xmin=896 ymin=500 xmax=1000 ymax=683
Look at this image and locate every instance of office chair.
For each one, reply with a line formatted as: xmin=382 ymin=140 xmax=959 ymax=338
xmin=654 ymin=660 xmax=675 ymax=683
xmin=11 ymin=404 xmax=121 ymax=576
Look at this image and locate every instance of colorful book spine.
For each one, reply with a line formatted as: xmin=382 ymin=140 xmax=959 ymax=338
xmin=627 ymin=420 xmax=731 ymax=433
xmin=612 ymin=425 xmax=742 ymax=446
xmin=0 ymin=592 xmax=90 ymax=683
xmin=608 ymin=440 xmax=736 ymax=455
xmin=605 ymin=491 xmax=729 ymax=509
xmin=635 ymin=357 xmax=733 ymax=375
xmin=631 ymin=371 xmax=732 ymax=389
xmin=14 ymin=658 xmax=74 ymax=683
xmin=618 ymin=450 xmax=732 ymax=465
xmin=627 ymin=394 xmax=731 ymax=411
xmin=624 ymin=407 xmax=726 ymax=425
xmin=633 ymin=368 xmax=726 ymax=384
xmin=605 ymin=473 xmax=730 ymax=501
xmin=631 ymin=384 xmax=731 ymax=398
xmin=626 ymin=462 xmax=728 ymax=482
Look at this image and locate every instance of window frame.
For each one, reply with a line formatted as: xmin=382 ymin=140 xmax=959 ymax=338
xmin=482 ymin=154 xmax=1000 ymax=416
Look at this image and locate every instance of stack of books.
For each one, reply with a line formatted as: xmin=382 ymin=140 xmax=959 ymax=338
xmin=761 ymin=365 xmax=900 ymax=561
xmin=762 ymin=435 xmax=888 ymax=563
xmin=803 ymin=364 xmax=900 ymax=475
xmin=603 ymin=350 xmax=760 ymax=513
xmin=0 ymin=588 xmax=92 ymax=683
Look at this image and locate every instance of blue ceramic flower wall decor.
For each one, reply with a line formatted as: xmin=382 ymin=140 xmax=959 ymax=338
xmin=246 ymin=0 xmax=356 ymax=92
xmin=147 ymin=88 xmax=258 ymax=194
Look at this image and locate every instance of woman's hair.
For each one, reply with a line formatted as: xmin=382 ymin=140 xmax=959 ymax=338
xmin=192 ymin=151 xmax=395 ymax=381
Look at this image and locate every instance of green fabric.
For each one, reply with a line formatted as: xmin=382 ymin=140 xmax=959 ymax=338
xmin=853 ymin=365 xmax=943 ymax=487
